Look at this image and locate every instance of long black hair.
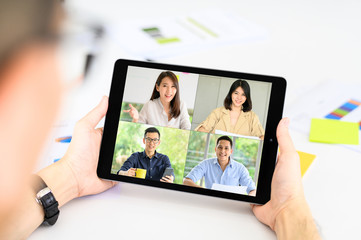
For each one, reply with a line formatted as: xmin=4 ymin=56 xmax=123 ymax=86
xmin=223 ymin=79 xmax=252 ymax=112
xmin=150 ymin=71 xmax=181 ymax=118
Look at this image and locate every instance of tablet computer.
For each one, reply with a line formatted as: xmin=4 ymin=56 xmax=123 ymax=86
xmin=97 ymin=59 xmax=286 ymax=204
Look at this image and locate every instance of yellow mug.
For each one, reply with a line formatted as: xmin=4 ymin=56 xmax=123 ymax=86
xmin=135 ymin=168 xmax=147 ymax=179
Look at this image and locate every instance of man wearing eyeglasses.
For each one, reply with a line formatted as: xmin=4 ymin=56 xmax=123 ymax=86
xmin=117 ymin=127 xmax=174 ymax=183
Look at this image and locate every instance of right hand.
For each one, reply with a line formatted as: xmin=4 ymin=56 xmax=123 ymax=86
xmin=251 ymin=118 xmax=304 ymax=230
xmin=127 ymin=168 xmax=136 ymax=177
xmin=123 ymin=104 xmax=139 ymax=122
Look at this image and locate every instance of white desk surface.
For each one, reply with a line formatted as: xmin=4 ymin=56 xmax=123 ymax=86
xmin=30 ymin=0 xmax=361 ymax=239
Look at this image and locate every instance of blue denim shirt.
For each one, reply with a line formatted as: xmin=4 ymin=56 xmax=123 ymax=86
xmin=118 ymin=151 xmax=172 ymax=181
xmin=186 ymin=158 xmax=256 ymax=194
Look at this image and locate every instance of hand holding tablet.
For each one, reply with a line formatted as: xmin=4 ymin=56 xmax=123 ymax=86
xmin=97 ymin=59 xmax=287 ymax=204
xmin=0 ymin=0 xmax=321 ymax=236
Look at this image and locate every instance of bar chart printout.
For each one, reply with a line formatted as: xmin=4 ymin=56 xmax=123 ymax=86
xmin=285 ymin=81 xmax=361 ymax=153
xmin=325 ymin=99 xmax=361 ymax=129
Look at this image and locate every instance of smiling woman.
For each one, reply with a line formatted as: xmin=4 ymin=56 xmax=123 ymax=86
xmin=195 ymin=79 xmax=265 ymax=138
xmin=123 ymin=71 xmax=191 ymax=130
xmin=150 ymin=71 xmax=180 ymax=120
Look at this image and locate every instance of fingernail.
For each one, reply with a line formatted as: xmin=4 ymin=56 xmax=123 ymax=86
xmin=281 ymin=117 xmax=290 ymax=127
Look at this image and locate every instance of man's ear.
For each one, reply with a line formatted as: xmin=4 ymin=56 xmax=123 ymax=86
xmin=143 ymin=138 xmax=145 ymax=145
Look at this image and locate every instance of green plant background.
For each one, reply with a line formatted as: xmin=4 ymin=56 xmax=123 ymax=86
xmin=111 ymin=120 xmax=260 ymax=186
xmin=183 ymin=131 xmax=260 ymax=182
xmin=111 ymin=121 xmax=190 ymax=184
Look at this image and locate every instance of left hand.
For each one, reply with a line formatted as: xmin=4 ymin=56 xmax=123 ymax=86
xmin=62 ymin=96 xmax=117 ymax=198
xmin=160 ymin=175 xmax=174 ymax=183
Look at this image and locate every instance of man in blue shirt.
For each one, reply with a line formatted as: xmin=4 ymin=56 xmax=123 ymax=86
xmin=117 ymin=127 xmax=174 ymax=183
xmin=183 ymin=136 xmax=256 ymax=195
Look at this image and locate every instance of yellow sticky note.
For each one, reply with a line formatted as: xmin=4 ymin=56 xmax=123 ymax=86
xmin=309 ymin=118 xmax=359 ymax=145
xmin=297 ymin=151 xmax=316 ymax=177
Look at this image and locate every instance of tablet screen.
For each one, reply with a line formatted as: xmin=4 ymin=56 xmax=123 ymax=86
xmin=98 ymin=59 xmax=286 ymax=204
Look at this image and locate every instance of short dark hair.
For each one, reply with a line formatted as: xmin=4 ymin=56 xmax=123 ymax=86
xmin=150 ymin=71 xmax=181 ymax=118
xmin=216 ymin=136 xmax=233 ymax=148
xmin=0 ymin=0 xmax=61 ymax=74
xmin=144 ymin=127 xmax=160 ymax=139
xmin=223 ymin=79 xmax=252 ymax=112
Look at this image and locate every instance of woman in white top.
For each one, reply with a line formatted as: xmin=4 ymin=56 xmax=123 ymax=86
xmin=124 ymin=71 xmax=191 ymax=130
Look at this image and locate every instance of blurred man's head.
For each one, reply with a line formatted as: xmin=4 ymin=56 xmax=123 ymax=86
xmin=0 ymin=0 xmax=62 ymax=74
xmin=0 ymin=0 xmax=63 ymax=224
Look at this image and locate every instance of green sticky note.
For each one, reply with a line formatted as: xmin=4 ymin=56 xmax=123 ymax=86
xmin=309 ymin=118 xmax=359 ymax=145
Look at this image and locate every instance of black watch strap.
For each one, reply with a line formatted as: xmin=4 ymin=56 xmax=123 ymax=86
xmin=32 ymin=174 xmax=60 ymax=225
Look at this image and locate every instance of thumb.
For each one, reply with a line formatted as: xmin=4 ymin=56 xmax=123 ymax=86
xmin=276 ymin=117 xmax=296 ymax=155
xmin=80 ymin=96 xmax=108 ymax=128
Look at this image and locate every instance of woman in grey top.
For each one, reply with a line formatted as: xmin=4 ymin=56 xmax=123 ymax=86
xmin=124 ymin=71 xmax=191 ymax=130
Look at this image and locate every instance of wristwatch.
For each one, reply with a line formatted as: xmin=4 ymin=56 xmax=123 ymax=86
xmin=32 ymin=174 xmax=59 ymax=225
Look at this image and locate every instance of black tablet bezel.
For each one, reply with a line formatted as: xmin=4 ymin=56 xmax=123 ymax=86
xmin=97 ymin=59 xmax=286 ymax=204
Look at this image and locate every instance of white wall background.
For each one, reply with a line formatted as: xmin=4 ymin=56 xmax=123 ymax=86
xmin=123 ymin=66 xmax=199 ymax=110
xmin=192 ymin=75 xmax=272 ymax=130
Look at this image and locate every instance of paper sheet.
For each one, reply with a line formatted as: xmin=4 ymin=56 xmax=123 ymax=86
xmin=107 ymin=9 xmax=267 ymax=60
xmin=285 ymin=80 xmax=361 ymax=153
xmin=215 ymin=129 xmax=261 ymax=140
xmin=211 ymin=183 xmax=248 ymax=195
xmin=35 ymin=121 xmax=75 ymax=172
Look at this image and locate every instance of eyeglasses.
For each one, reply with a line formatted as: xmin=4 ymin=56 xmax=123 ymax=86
xmin=145 ymin=137 xmax=159 ymax=143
